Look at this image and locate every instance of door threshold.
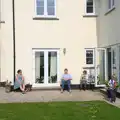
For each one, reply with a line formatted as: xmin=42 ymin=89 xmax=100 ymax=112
xmin=32 ymin=83 xmax=60 ymax=88
xmin=32 ymin=84 xmax=61 ymax=91
xmin=32 ymin=87 xmax=61 ymax=91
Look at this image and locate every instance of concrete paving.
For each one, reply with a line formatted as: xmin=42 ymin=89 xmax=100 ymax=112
xmin=0 ymin=87 xmax=120 ymax=108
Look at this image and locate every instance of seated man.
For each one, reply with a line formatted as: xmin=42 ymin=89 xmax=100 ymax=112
xmin=61 ymin=68 xmax=72 ymax=93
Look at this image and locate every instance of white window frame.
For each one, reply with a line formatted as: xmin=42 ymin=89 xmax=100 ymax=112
xmin=84 ymin=0 xmax=95 ymax=15
xmin=108 ymin=0 xmax=115 ymax=10
xmin=85 ymin=48 xmax=95 ymax=67
xmin=35 ymin=0 xmax=56 ymax=18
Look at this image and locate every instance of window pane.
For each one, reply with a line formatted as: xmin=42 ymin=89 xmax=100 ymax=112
xmin=48 ymin=52 xmax=57 ymax=83
xmin=36 ymin=0 xmax=44 ymax=15
xmin=112 ymin=0 xmax=114 ymax=6
xmin=86 ymin=50 xmax=93 ymax=64
xmin=86 ymin=50 xmax=93 ymax=57
xmin=47 ymin=7 xmax=55 ymax=15
xmin=47 ymin=0 xmax=55 ymax=6
xmin=108 ymin=0 xmax=111 ymax=9
xmin=96 ymin=50 xmax=105 ymax=85
xmin=37 ymin=7 xmax=44 ymax=15
xmin=35 ymin=52 xmax=44 ymax=84
xmin=86 ymin=58 xmax=93 ymax=64
xmin=86 ymin=0 xmax=93 ymax=13
xmin=87 ymin=0 xmax=93 ymax=5
xmin=36 ymin=0 xmax=44 ymax=6
xmin=87 ymin=6 xmax=93 ymax=13
xmin=47 ymin=0 xmax=55 ymax=15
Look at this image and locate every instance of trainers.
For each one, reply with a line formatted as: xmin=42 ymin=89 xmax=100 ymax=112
xmin=61 ymin=89 xmax=63 ymax=93
xmin=69 ymin=90 xmax=72 ymax=93
xmin=22 ymin=91 xmax=26 ymax=94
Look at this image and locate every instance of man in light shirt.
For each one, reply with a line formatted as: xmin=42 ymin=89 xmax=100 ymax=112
xmin=61 ymin=68 xmax=72 ymax=93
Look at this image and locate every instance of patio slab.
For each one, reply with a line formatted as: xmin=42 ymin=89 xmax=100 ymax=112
xmin=0 ymin=87 xmax=120 ymax=108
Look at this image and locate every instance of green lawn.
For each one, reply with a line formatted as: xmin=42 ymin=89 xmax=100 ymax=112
xmin=0 ymin=101 xmax=120 ymax=120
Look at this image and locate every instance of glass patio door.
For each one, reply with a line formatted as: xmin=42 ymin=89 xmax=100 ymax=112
xmin=32 ymin=49 xmax=59 ymax=86
xmin=95 ymin=48 xmax=107 ymax=87
xmin=111 ymin=47 xmax=117 ymax=77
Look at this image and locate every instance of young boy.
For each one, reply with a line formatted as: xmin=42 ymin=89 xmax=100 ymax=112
xmin=80 ymin=70 xmax=88 ymax=91
xmin=108 ymin=76 xmax=116 ymax=102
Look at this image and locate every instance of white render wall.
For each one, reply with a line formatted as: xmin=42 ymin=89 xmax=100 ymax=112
xmin=0 ymin=0 xmax=97 ymax=85
xmin=97 ymin=0 xmax=120 ymax=47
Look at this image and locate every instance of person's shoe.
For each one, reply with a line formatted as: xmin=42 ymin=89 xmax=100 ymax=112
xmin=69 ymin=90 xmax=72 ymax=93
xmin=109 ymin=98 xmax=111 ymax=102
xmin=22 ymin=91 xmax=26 ymax=94
xmin=61 ymin=89 xmax=63 ymax=93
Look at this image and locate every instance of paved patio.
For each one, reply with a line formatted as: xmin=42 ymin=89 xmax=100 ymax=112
xmin=0 ymin=87 xmax=120 ymax=107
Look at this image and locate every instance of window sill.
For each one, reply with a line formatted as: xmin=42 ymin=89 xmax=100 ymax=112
xmin=83 ymin=65 xmax=95 ymax=68
xmin=33 ymin=17 xmax=59 ymax=20
xmin=105 ymin=6 xmax=115 ymax=15
xmin=0 ymin=20 xmax=5 ymax=23
xmin=82 ymin=66 xmax=95 ymax=69
xmin=83 ymin=14 xmax=98 ymax=17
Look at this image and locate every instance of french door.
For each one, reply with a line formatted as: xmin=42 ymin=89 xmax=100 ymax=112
xmin=95 ymin=48 xmax=107 ymax=87
xmin=32 ymin=49 xmax=60 ymax=87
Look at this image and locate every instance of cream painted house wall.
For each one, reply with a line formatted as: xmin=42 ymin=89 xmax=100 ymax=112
xmin=97 ymin=0 xmax=120 ymax=47
xmin=0 ymin=0 xmax=97 ymax=85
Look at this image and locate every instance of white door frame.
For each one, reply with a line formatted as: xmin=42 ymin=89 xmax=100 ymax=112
xmin=95 ymin=48 xmax=107 ymax=87
xmin=32 ymin=49 xmax=60 ymax=87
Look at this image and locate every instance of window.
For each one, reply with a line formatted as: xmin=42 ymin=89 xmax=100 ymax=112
xmin=85 ymin=0 xmax=95 ymax=14
xmin=112 ymin=49 xmax=116 ymax=65
xmin=108 ymin=0 xmax=115 ymax=10
xmin=85 ymin=49 xmax=94 ymax=65
xmin=36 ymin=0 xmax=56 ymax=17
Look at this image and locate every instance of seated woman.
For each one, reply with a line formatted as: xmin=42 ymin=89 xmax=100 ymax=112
xmin=14 ymin=69 xmax=26 ymax=94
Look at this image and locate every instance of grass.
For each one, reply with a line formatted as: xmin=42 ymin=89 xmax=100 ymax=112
xmin=0 ymin=101 xmax=120 ymax=120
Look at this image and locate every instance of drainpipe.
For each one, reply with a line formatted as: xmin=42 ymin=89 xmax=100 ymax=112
xmin=12 ymin=0 xmax=16 ymax=83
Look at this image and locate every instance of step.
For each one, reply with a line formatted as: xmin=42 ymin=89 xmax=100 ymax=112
xmin=100 ymin=88 xmax=120 ymax=98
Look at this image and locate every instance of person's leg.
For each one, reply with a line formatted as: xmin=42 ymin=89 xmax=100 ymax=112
xmin=108 ymin=89 xmax=112 ymax=102
xmin=110 ymin=89 xmax=114 ymax=102
xmin=20 ymin=84 xmax=26 ymax=94
xmin=84 ymin=81 xmax=87 ymax=91
xmin=67 ymin=80 xmax=71 ymax=92
xmin=22 ymin=84 xmax=25 ymax=91
xmin=113 ymin=89 xmax=116 ymax=102
xmin=20 ymin=85 xmax=24 ymax=92
xmin=107 ymin=89 xmax=110 ymax=99
xmin=61 ymin=80 xmax=65 ymax=93
xmin=80 ymin=81 xmax=83 ymax=90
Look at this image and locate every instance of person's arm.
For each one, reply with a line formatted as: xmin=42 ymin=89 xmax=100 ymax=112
xmin=69 ymin=74 xmax=72 ymax=80
xmin=58 ymin=74 xmax=64 ymax=83
xmin=108 ymin=80 xmax=111 ymax=86
xmin=61 ymin=74 xmax=64 ymax=80
xmin=16 ymin=75 xmax=21 ymax=84
xmin=22 ymin=76 xmax=25 ymax=81
xmin=86 ymin=74 xmax=89 ymax=82
xmin=22 ymin=76 xmax=25 ymax=84
xmin=80 ymin=74 xmax=83 ymax=81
